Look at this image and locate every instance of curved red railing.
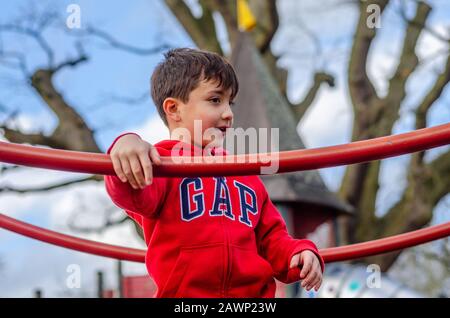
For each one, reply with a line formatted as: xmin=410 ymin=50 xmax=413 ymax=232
xmin=0 ymin=123 xmax=449 ymax=263
xmin=1 ymin=213 xmax=449 ymax=263
xmin=320 ymin=221 xmax=450 ymax=262
xmin=0 ymin=213 xmax=145 ymax=262
xmin=0 ymin=123 xmax=449 ymax=176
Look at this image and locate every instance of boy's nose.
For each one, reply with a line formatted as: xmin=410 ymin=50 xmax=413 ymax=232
xmin=222 ymin=105 xmax=233 ymax=122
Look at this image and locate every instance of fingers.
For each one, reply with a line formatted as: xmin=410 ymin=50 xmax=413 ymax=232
xmin=120 ymin=156 xmax=140 ymax=189
xmin=111 ymin=155 xmax=127 ymax=183
xmin=289 ymin=254 xmax=300 ymax=269
xmin=300 ymin=255 xmax=312 ymax=279
xmin=301 ymin=265 xmax=323 ymax=291
xmin=129 ymin=156 xmax=147 ymax=189
xmin=111 ymin=142 xmax=160 ymax=190
xmin=139 ymin=145 xmax=161 ymax=185
xmin=313 ymin=275 xmax=323 ymax=292
xmin=309 ymin=271 xmax=322 ymax=292
xmin=299 ymin=254 xmax=323 ymax=291
xmin=138 ymin=149 xmax=153 ymax=185
xmin=150 ymin=145 xmax=161 ymax=165
xmin=301 ymin=270 xmax=318 ymax=290
xmin=292 ymin=253 xmax=321 ymax=292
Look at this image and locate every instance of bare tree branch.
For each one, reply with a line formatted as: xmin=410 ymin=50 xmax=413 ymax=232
xmin=67 ymin=209 xmax=129 ymax=234
xmin=0 ymin=50 xmax=30 ymax=78
xmin=74 ymin=26 xmax=172 ymax=56
xmin=374 ymin=147 xmax=449 ymax=270
xmin=425 ymin=149 xmax=450 ymax=208
xmin=0 ymin=18 xmax=93 ymax=154
xmin=0 ymin=6 xmax=172 ymax=245
xmin=348 ymin=0 xmax=388 ymax=112
xmin=65 ymin=193 xmax=144 ymax=239
xmin=293 ymin=72 xmax=335 ymax=122
xmin=84 ymin=90 xmax=150 ymax=121
xmin=100 ymin=90 xmax=149 ymax=105
xmin=411 ymin=52 xmax=450 ymax=165
xmin=0 ymin=24 xmax=55 ymax=68
xmin=397 ymin=0 xmax=450 ymax=44
xmin=0 ymin=106 xmax=60 ymax=147
xmin=164 ymin=0 xmax=222 ymax=54
xmin=340 ymin=0 xmax=443 ymax=253
xmin=383 ymin=1 xmax=432 ymax=120
xmin=203 ymin=0 xmax=239 ymax=51
xmin=1 ymin=8 xmax=170 ymax=154
xmin=0 ymin=175 xmax=103 ymax=194
xmin=261 ymin=0 xmax=279 ymax=54
xmin=0 ymin=125 xmax=58 ymax=147
xmin=52 ymin=53 xmax=88 ymax=74
xmin=29 ymin=69 xmax=100 ymax=152
xmin=0 ymin=164 xmax=22 ymax=174
xmin=415 ymin=53 xmax=450 ymax=131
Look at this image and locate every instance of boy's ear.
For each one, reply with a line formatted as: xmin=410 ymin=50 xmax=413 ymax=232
xmin=163 ymin=97 xmax=181 ymax=122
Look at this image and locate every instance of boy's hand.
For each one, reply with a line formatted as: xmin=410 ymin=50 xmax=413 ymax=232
xmin=110 ymin=134 xmax=161 ymax=190
xmin=289 ymin=250 xmax=323 ymax=292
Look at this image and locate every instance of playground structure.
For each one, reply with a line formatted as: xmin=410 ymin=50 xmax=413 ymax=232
xmin=0 ymin=122 xmax=449 ymax=297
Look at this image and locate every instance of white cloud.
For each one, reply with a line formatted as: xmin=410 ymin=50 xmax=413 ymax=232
xmin=298 ymin=85 xmax=353 ymax=148
xmin=416 ymin=24 xmax=449 ymax=68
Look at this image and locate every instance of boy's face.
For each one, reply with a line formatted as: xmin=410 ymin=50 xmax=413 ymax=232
xmin=173 ymin=79 xmax=234 ymax=149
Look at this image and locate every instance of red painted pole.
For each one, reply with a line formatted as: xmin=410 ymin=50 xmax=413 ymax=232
xmin=0 ymin=213 xmax=145 ymax=262
xmin=320 ymin=221 xmax=450 ymax=263
xmin=1 ymin=213 xmax=449 ymax=263
xmin=0 ymin=123 xmax=449 ymax=177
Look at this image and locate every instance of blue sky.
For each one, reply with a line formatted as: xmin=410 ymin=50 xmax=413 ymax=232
xmin=0 ymin=0 xmax=449 ymax=297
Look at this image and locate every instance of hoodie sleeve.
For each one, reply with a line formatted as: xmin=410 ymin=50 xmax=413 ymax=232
xmin=255 ymin=183 xmax=325 ymax=284
xmin=104 ymin=133 xmax=168 ymax=218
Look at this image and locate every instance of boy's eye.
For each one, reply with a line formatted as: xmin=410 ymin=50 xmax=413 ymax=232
xmin=210 ymin=97 xmax=221 ymax=104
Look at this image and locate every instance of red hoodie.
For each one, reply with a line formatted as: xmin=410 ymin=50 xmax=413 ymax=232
xmin=104 ymin=134 xmax=324 ymax=298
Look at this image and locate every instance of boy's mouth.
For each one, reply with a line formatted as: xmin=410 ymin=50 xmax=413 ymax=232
xmin=216 ymin=126 xmax=230 ymax=135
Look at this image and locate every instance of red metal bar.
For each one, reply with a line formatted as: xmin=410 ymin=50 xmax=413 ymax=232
xmin=320 ymin=221 xmax=450 ymax=263
xmin=0 ymin=213 xmax=145 ymax=262
xmin=1 ymin=213 xmax=449 ymax=263
xmin=0 ymin=123 xmax=449 ymax=177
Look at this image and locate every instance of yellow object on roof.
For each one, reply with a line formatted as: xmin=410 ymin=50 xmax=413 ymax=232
xmin=237 ymin=0 xmax=256 ymax=31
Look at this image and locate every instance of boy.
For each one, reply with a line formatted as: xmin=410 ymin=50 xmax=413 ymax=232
xmin=105 ymin=48 xmax=324 ymax=298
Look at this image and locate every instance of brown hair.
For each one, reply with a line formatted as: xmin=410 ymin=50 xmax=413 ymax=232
xmin=150 ymin=48 xmax=239 ymax=126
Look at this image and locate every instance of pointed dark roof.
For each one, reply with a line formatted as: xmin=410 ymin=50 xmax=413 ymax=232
xmin=229 ymin=33 xmax=352 ymax=214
